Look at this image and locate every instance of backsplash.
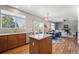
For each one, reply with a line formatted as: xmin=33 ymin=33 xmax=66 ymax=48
xmin=0 ymin=28 xmax=26 ymax=34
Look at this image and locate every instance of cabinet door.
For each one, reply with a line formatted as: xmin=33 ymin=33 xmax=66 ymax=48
xmin=39 ymin=37 xmax=52 ymax=54
xmin=17 ymin=34 xmax=26 ymax=46
xmin=7 ymin=35 xmax=18 ymax=49
xmin=29 ymin=38 xmax=39 ymax=54
xmin=0 ymin=36 xmax=7 ymax=52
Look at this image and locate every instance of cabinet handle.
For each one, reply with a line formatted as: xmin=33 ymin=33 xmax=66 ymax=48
xmin=32 ymin=42 xmax=34 ymax=46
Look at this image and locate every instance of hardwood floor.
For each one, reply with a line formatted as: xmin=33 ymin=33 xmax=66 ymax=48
xmin=2 ymin=44 xmax=29 ymax=54
xmin=2 ymin=37 xmax=78 ymax=54
xmin=52 ymin=37 xmax=77 ymax=54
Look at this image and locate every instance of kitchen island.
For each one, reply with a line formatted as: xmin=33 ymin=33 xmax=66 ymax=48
xmin=29 ymin=34 xmax=52 ymax=54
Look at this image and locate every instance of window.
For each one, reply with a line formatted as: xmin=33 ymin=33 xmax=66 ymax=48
xmin=1 ymin=14 xmax=15 ymax=28
xmin=0 ymin=10 xmax=26 ymax=29
xmin=51 ymin=23 xmax=55 ymax=31
xmin=13 ymin=16 xmax=26 ymax=29
xmin=33 ymin=21 xmax=44 ymax=34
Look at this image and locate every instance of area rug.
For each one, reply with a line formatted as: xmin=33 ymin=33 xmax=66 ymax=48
xmin=52 ymin=38 xmax=64 ymax=44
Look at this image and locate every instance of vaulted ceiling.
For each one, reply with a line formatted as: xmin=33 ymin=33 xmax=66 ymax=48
xmin=10 ymin=5 xmax=77 ymax=22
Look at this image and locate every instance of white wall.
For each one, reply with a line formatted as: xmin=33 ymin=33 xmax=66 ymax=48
xmin=78 ymin=19 xmax=79 ymax=44
xmin=77 ymin=6 xmax=79 ymax=44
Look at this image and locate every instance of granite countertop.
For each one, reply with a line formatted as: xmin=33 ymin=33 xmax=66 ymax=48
xmin=29 ymin=34 xmax=51 ymax=40
xmin=0 ymin=32 xmax=26 ymax=36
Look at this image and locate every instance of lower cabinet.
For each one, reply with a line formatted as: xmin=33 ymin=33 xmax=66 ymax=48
xmin=0 ymin=33 xmax=26 ymax=53
xmin=0 ymin=36 xmax=7 ymax=52
xmin=17 ymin=34 xmax=26 ymax=46
xmin=30 ymin=38 xmax=39 ymax=53
xmin=7 ymin=34 xmax=18 ymax=49
xmin=29 ymin=36 xmax=52 ymax=54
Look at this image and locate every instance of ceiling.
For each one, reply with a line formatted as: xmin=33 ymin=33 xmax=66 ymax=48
xmin=10 ymin=5 xmax=77 ymax=22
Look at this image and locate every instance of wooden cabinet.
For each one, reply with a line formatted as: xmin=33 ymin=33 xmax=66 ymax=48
xmin=17 ymin=34 xmax=26 ymax=46
xmin=30 ymin=38 xmax=39 ymax=53
xmin=39 ymin=37 xmax=52 ymax=54
xmin=7 ymin=34 xmax=18 ymax=49
xmin=29 ymin=35 xmax=52 ymax=54
xmin=7 ymin=33 xmax=26 ymax=49
xmin=0 ymin=36 xmax=7 ymax=52
xmin=0 ymin=33 xmax=26 ymax=53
